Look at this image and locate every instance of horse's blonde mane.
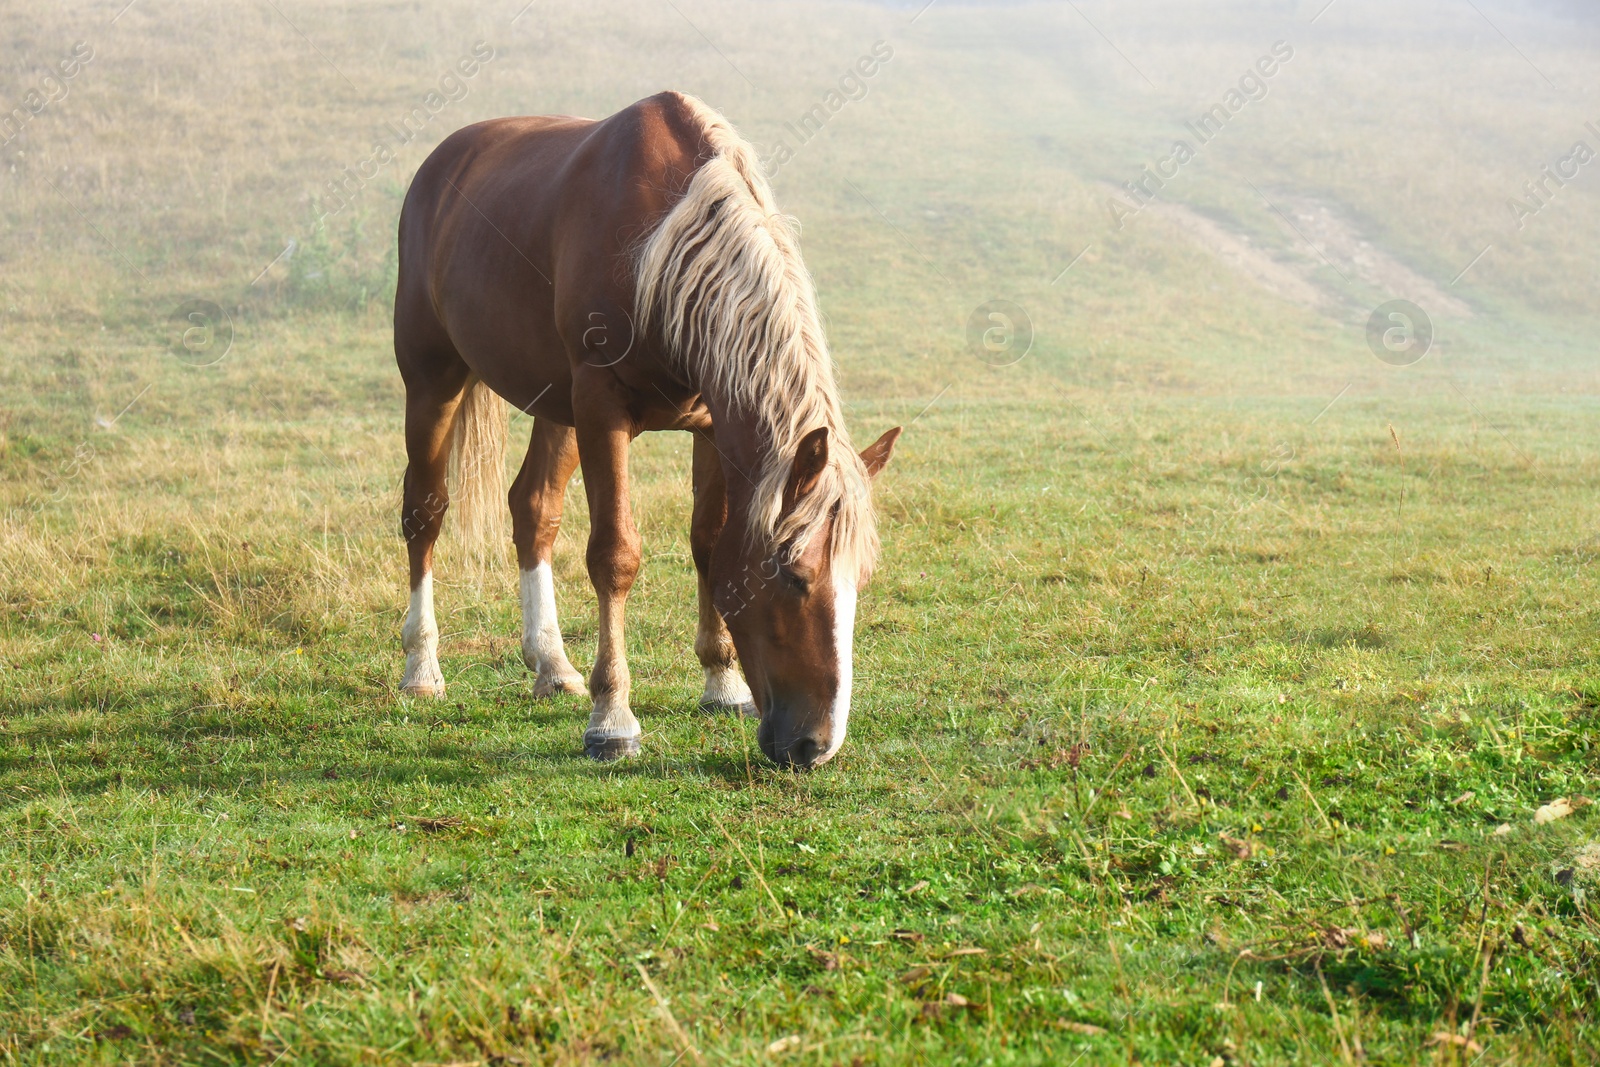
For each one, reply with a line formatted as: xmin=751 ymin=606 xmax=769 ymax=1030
xmin=634 ymin=93 xmax=878 ymax=581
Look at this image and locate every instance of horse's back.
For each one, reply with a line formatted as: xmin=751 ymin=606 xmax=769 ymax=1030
xmin=400 ymin=94 xmax=711 ymax=278
xmin=397 ymin=114 xmax=593 ymax=274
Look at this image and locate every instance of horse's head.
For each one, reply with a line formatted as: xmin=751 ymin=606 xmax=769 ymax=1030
xmin=714 ymin=425 xmax=900 ymax=769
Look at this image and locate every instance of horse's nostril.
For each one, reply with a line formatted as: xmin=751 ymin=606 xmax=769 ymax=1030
xmin=757 ymin=715 xmax=827 ymax=769
xmin=790 ymin=735 xmax=822 ymax=768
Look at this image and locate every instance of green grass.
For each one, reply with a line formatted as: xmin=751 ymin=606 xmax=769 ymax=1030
xmin=4 ymin=359 xmax=1599 ymax=1062
xmin=3 ymin=0 xmax=1599 ymax=1061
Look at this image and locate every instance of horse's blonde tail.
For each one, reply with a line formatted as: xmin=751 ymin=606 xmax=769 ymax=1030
xmin=447 ymin=377 xmax=508 ymax=577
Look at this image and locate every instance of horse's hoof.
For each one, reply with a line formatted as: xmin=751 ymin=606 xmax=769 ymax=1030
xmin=534 ymin=673 xmax=589 ymax=699
xmin=585 ymin=732 xmax=641 ymax=761
xmin=401 ymin=683 xmax=445 ymax=698
xmin=699 ymin=698 xmax=759 ymax=720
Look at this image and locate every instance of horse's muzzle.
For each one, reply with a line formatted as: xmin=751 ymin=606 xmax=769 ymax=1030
xmin=757 ymin=715 xmax=830 ymax=769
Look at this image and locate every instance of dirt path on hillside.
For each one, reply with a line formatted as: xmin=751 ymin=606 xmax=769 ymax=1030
xmin=1132 ymin=191 xmax=1472 ymax=321
xmin=1144 ymin=201 xmax=1329 ymax=312
xmin=1271 ymin=196 xmax=1472 ymax=318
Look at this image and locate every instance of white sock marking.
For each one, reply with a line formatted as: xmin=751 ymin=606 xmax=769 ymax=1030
xmin=701 ymin=665 xmax=754 ymax=708
xmin=586 ymin=690 xmax=641 ymax=739
xmin=520 ymin=564 xmax=563 ymax=665
xmin=520 ymin=563 xmax=586 ymax=694
xmin=401 ymin=573 xmax=444 ymax=693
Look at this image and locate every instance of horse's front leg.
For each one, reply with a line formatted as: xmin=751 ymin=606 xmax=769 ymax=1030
xmin=692 ymin=430 xmax=756 ymax=717
xmin=574 ymin=378 xmax=643 ymax=760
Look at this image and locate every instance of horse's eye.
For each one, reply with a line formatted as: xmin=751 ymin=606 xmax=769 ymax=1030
xmin=780 ymin=569 xmax=810 ymax=596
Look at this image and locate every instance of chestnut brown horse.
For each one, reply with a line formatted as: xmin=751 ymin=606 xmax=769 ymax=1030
xmin=394 ymin=91 xmax=899 ymax=767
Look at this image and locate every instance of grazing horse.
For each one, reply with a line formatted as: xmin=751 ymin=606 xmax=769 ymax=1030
xmin=393 ymin=91 xmax=900 ymax=767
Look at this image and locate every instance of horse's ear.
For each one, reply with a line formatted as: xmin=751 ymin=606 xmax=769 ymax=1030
xmin=783 ymin=426 xmax=830 ymax=512
xmin=859 ymin=426 xmax=901 ymax=480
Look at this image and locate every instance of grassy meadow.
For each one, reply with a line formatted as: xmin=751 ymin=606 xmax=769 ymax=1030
xmin=2 ymin=0 xmax=1599 ymax=1063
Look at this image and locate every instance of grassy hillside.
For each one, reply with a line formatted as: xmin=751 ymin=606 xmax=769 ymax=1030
xmin=1 ymin=0 xmax=1597 ymax=1063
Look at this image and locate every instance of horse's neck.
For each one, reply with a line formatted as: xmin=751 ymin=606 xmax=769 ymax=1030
xmin=703 ymin=394 xmax=774 ymax=506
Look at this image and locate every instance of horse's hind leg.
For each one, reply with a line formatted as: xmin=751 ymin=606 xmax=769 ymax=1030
xmin=691 ymin=431 xmax=755 ymax=716
xmin=398 ymin=354 xmax=471 ymax=697
xmin=510 ymin=417 xmax=587 ymax=697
